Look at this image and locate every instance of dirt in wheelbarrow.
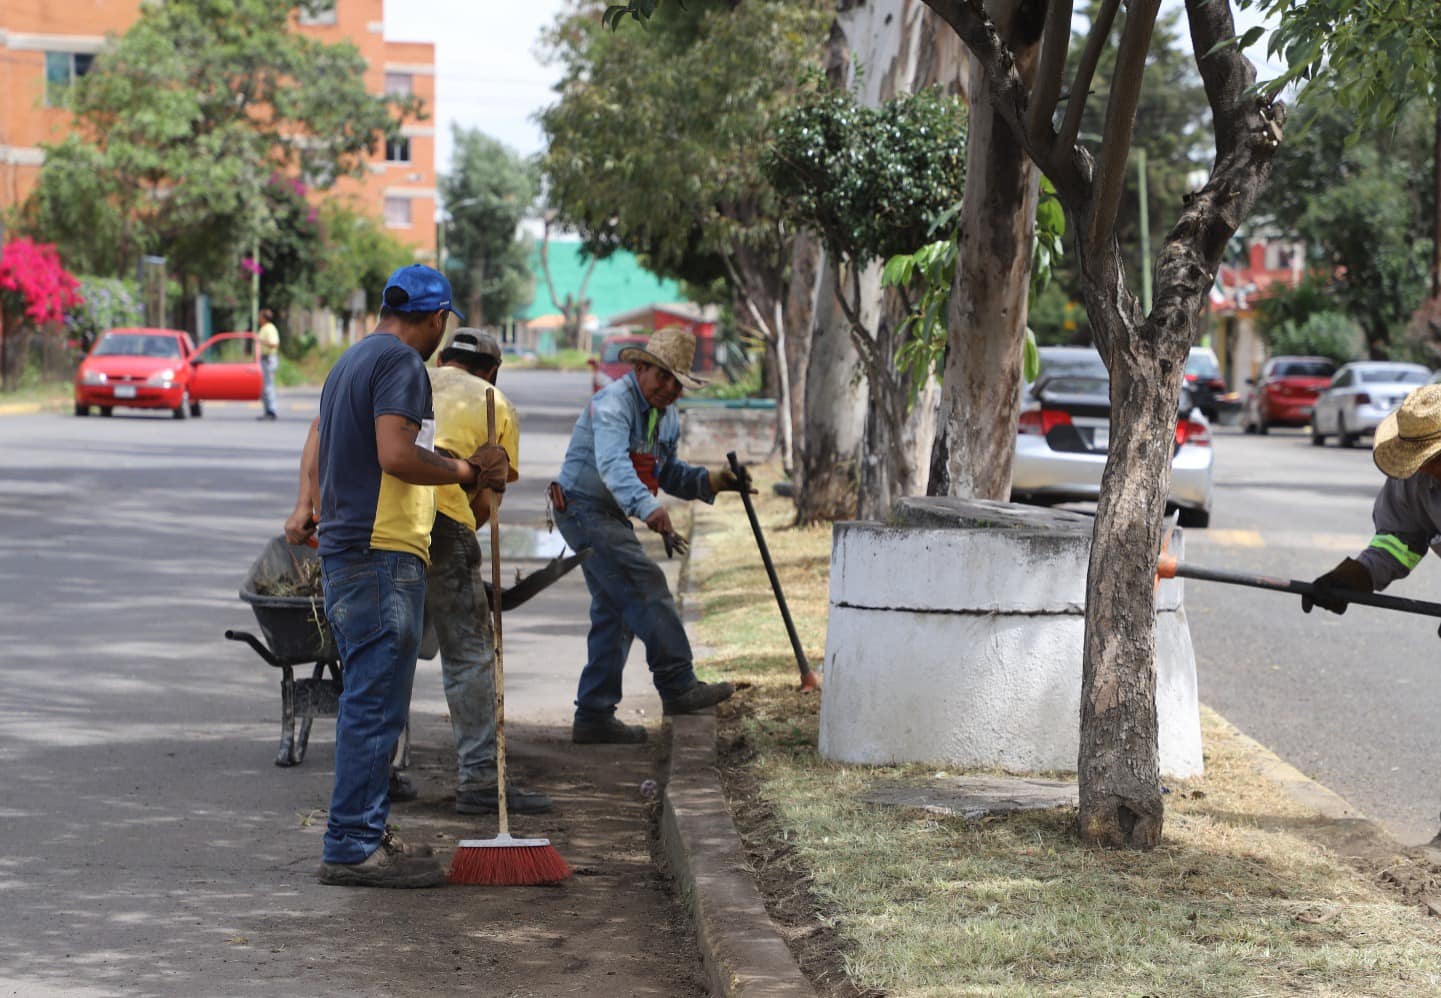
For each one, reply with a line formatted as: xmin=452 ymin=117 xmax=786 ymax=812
xmin=244 ymin=715 xmax=708 ymax=998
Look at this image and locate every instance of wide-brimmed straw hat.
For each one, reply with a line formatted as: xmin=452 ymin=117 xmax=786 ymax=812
xmin=619 ymin=326 xmax=706 ymax=390
xmin=1373 ymin=384 xmax=1441 ymax=478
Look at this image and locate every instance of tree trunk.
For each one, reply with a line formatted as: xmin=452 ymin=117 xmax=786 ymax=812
xmin=796 ymin=248 xmax=865 ymax=523
xmin=783 ymin=230 xmax=822 ymax=478
xmin=927 ymin=43 xmax=1039 ymax=500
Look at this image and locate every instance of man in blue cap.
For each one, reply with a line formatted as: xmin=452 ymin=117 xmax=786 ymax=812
xmin=286 ymin=264 xmax=511 ymax=888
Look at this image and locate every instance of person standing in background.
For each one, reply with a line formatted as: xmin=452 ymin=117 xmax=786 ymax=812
xmin=257 ymin=308 xmax=280 ymax=421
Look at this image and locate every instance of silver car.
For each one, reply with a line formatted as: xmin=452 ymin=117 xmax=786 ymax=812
xmin=1310 ymin=361 xmax=1430 ymax=448
xmin=1011 ymin=347 xmax=1215 ymax=527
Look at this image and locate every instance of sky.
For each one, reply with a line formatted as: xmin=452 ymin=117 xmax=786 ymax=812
xmin=384 ymin=1 xmax=1284 ymax=193
xmin=383 ymin=0 xmax=570 ymax=172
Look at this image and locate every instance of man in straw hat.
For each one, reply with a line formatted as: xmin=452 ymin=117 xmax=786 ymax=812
xmin=1303 ymin=383 xmax=1441 ymax=617
xmin=551 ymin=326 xmax=750 ymax=744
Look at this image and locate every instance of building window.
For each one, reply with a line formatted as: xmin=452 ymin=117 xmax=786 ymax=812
xmin=385 ymin=137 xmax=411 ymax=164
xmin=384 ymin=197 xmax=412 ymax=228
xmin=45 ymin=52 xmax=94 ymax=107
xmin=298 ymin=2 xmax=338 ymax=26
xmin=384 ymin=72 xmax=413 ymax=96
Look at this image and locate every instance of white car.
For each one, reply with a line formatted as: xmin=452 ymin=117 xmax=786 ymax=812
xmin=1011 ymin=347 xmax=1214 ymax=527
xmin=1310 ymin=361 xmax=1430 ymax=448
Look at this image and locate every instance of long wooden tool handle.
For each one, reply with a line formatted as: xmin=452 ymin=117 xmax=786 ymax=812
xmin=485 ymin=388 xmax=509 ymax=836
xmin=1158 ymin=555 xmax=1441 ymax=619
xmin=726 ymin=451 xmax=818 ymax=691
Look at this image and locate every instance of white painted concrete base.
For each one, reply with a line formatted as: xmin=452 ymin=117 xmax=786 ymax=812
xmin=818 ymin=499 xmax=1204 ymax=779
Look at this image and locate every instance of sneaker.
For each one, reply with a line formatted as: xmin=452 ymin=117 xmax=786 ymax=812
xmin=572 ymin=716 xmax=648 ymax=744
xmin=389 ymin=771 xmax=419 ymax=802
xmin=661 ymin=680 xmax=735 ymax=715
xmin=456 ymin=785 xmax=554 ymax=815
xmin=318 ymin=832 xmax=444 ymax=888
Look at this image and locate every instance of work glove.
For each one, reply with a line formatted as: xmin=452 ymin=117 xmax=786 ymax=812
xmin=465 ymin=444 xmax=509 ymax=493
xmin=708 ymin=467 xmax=755 ymax=494
xmin=1302 ymin=557 xmax=1373 ymax=615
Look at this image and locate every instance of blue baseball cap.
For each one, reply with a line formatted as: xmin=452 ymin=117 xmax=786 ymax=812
xmin=382 ymin=264 xmax=465 ymax=320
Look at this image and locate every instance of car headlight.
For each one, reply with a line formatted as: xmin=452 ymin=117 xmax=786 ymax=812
xmin=81 ymin=370 xmax=108 ymax=385
xmin=146 ymin=369 xmax=176 ymax=387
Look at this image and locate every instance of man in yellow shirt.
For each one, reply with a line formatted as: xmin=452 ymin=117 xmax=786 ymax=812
xmin=256 ymin=308 xmax=280 ymax=421
xmin=427 ymin=329 xmax=552 ymax=816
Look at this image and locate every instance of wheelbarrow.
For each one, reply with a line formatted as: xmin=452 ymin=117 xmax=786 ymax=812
xmin=226 ymin=536 xmax=346 ymax=767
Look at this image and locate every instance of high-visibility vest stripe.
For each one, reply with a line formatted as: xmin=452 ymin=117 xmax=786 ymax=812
xmin=1369 ymin=533 xmax=1423 ymax=569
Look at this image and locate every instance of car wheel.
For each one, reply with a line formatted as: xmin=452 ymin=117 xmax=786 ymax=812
xmin=1311 ymin=421 xmax=1326 ymax=446
xmin=190 ymin=400 xmax=203 ymax=418
xmin=1177 ymin=506 xmax=1211 ymax=529
xmin=74 ymin=402 xmax=90 ymax=417
xmin=99 ymin=406 xmax=113 ymax=417
xmin=173 ymin=391 xmax=189 ymax=420
xmin=1339 ymin=415 xmax=1357 ymax=448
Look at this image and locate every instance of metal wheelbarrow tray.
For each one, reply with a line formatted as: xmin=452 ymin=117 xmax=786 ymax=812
xmin=225 ymin=536 xmax=342 ymax=766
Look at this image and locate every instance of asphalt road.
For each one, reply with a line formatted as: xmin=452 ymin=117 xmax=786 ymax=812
xmin=1188 ymin=424 xmax=1441 ymax=845
xmin=0 ymin=370 xmax=704 ymax=997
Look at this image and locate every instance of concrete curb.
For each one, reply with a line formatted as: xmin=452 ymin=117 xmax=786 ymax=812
xmin=661 ymin=712 xmax=817 ymax=998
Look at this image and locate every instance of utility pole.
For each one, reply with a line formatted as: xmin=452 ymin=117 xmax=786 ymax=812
xmin=250 ymin=233 xmax=260 ymax=332
xmin=1137 ymin=147 xmax=1151 ymax=314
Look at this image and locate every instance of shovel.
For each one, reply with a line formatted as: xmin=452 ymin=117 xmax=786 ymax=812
xmin=727 ymin=451 xmax=820 ymax=692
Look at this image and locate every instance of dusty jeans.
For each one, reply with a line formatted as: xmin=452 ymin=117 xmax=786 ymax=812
xmin=553 ymin=497 xmax=697 ymax=722
xmin=425 ymin=513 xmax=498 ymax=792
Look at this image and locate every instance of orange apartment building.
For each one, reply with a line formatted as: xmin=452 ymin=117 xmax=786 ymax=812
xmin=0 ymin=0 xmax=437 ymax=261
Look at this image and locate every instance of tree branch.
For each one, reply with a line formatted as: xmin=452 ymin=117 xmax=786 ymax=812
xmin=833 ymin=261 xmax=878 ymax=373
xmin=1058 ymin=0 xmax=1120 ymax=152
xmin=1026 ymin=0 xmax=1073 ymax=142
xmin=1087 ymin=0 xmax=1162 ymax=257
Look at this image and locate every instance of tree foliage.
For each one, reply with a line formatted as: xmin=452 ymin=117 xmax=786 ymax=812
xmin=309 ymin=203 xmax=415 ymax=318
xmin=1256 ymin=90 xmax=1432 ymax=357
xmin=23 ymin=0 xmax=416 ymax=296
xmin=540 ymin=0 xmax=831 ymax=286
xmin=441 ymin=127 xmax=538 ymax=326
xmin=764 ymin=81 xmax=969 ymax=266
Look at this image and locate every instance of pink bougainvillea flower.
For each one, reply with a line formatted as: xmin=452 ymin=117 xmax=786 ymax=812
xmin=0 ymin=238 xmax=83 ymax=326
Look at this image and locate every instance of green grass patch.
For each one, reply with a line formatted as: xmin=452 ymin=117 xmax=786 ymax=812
xmin=689 ymin=474 xmax=1441 ymax=997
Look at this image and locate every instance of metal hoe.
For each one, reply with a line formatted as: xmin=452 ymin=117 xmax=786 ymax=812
xmin=727 ymin=451 xmax=820 ymax=692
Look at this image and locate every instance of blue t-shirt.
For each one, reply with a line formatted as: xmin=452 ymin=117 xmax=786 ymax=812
xmin=316 ymin=332 xmax=436 ymax=561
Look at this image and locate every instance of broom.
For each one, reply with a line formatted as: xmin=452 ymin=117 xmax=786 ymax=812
xmin=449 ymin=388 xmax=571 ymax=886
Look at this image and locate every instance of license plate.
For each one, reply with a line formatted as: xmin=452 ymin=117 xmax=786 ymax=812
xmin=114 ymin=385 xmax=136 ymax=399
xmin=1092 ymin=427 xmax=1109 ymax=449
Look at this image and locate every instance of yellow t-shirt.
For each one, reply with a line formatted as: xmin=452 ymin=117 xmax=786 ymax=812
xmin=257 ymin=322 xmax=280 ymax=356
xmin=429 ymin=365 xmax=520 ymax=530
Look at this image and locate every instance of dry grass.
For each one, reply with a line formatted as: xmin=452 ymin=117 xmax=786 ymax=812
xmin=688 ymin=469 xmax=1441 ymax=997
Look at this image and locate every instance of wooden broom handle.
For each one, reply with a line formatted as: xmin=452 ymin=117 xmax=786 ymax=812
xmin=484 ymin=388 xmax=509 ymax=836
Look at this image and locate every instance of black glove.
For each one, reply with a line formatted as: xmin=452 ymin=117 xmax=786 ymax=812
xmin=1302 ymin=557 xmax=1373 ymax=615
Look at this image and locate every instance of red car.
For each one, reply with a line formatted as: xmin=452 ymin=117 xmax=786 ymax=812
xmin=1242 ymin=355 xmax=1337 ymax=434
xmin=75 ymin=328 xmax=263 ymax=419
xmin=587 ymin=333 xmax=648 ymax=393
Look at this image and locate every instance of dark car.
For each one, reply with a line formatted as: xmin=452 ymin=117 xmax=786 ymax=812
xmin=1242 ymin=355 xmax=1337 ymax=433
xmin=1184 ymin=347 xmax=1228 ymax=421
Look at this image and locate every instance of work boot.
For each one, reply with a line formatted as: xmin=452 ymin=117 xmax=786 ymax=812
xmin=388 ymin=771 xmax=419 ymax=802
xmin=572 ymin=716 xmax=648 ymax=744
xmin=661 ymin=680 xmax=735 ymax=715
xmin=456 ymin=785 xmax=555 ymax=815
xmin=318 ymin=832 xmax=444 ymax=888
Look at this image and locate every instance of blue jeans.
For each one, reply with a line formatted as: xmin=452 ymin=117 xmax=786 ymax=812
xmin=425 ymin=514 xmax=497 ymax=792
xmin=554 ymin=498 xmax=696 ymax=722
xmin=260 ymin=354 xmax=278 ymax=415
xmin=321 ymin=548 xmax=426 ymax=864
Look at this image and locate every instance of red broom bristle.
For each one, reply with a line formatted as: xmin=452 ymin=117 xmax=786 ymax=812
xmin=448 ymin=844 xmax=571 ymax=886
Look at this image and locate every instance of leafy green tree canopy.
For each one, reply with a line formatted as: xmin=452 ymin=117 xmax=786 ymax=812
xmin=540 ymin=0 xmax=831 ymax=287
xmin=441 ymin=127 xmax=538 ymax=326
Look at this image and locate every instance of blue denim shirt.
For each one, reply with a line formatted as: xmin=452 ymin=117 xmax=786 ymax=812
xmin=557 ymin=371 xmax=714 ymax=520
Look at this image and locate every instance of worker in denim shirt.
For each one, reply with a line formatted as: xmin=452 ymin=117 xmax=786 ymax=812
xmin=553 ymin=328 xmax=749 ymax=744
